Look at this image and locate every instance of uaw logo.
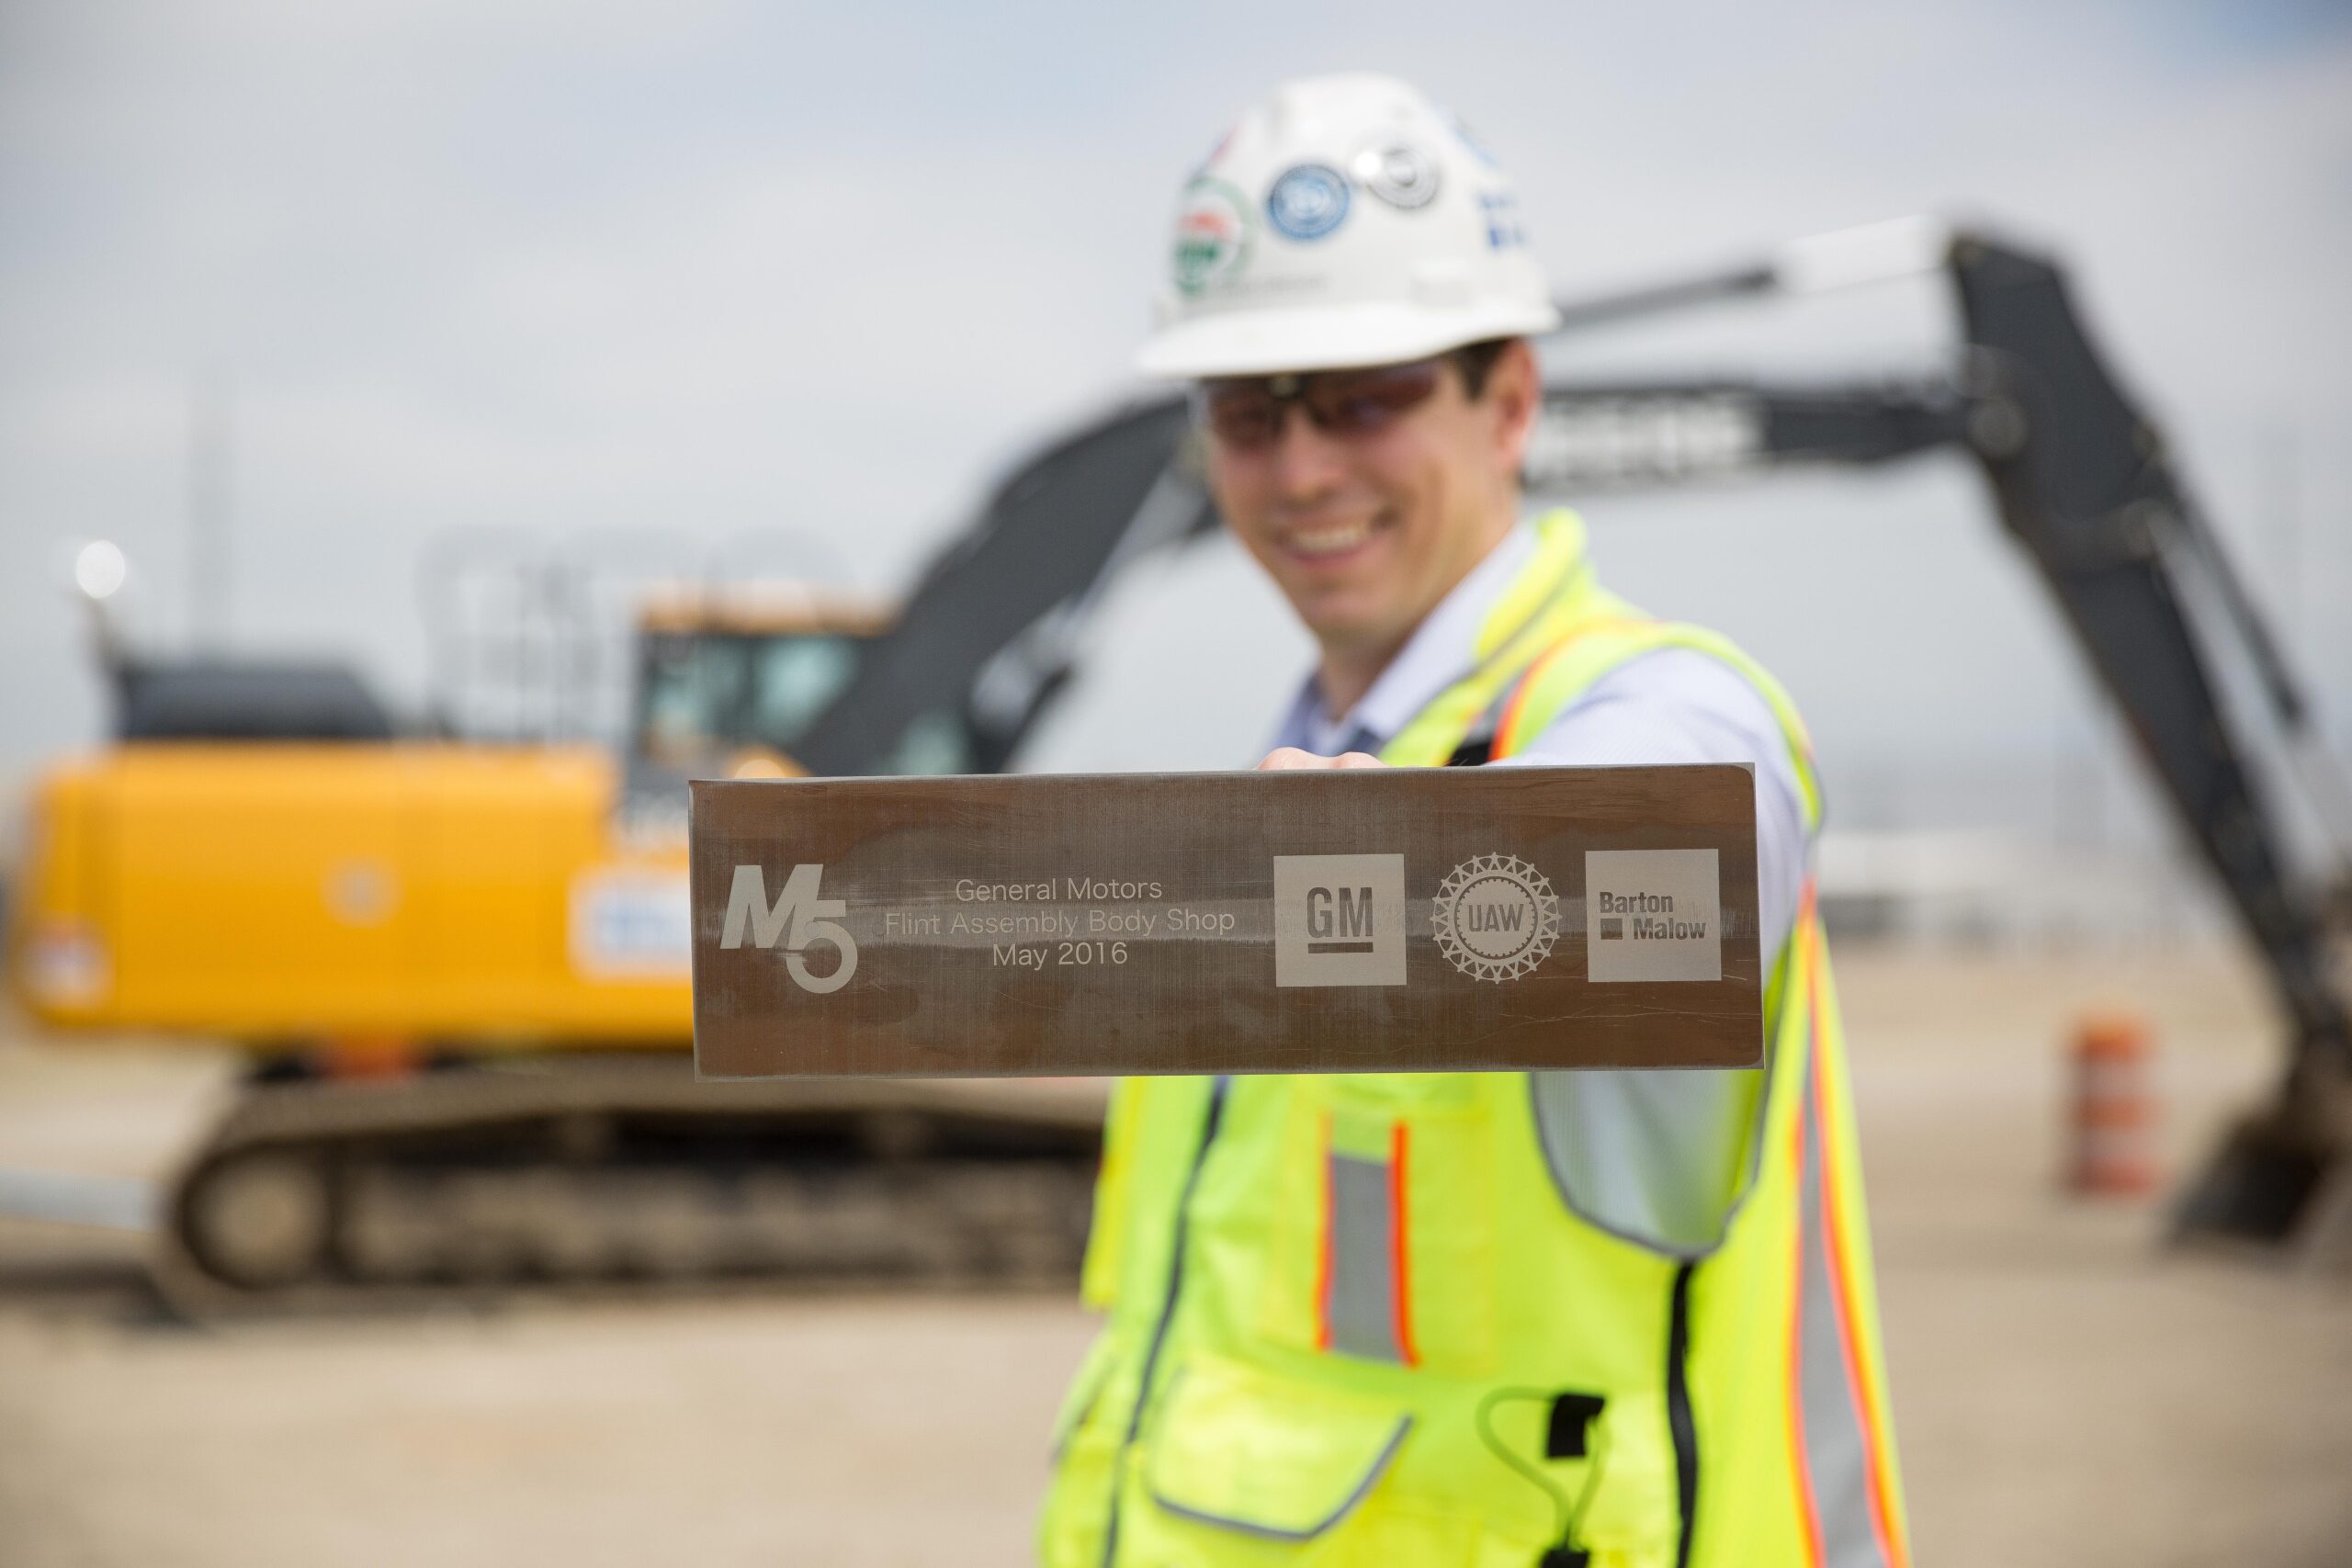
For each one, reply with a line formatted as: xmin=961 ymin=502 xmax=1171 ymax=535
xmin=1432 ymin=853 xmax=1559 ymax=982
xmin=1272 ymin=853 xmax=1406 ymax=987
xmin=719 ymin=863 xmax=858 ymax=994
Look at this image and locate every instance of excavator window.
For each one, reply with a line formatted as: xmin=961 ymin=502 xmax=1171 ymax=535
xmin=637 ymin=629 xmax=864 ymax=763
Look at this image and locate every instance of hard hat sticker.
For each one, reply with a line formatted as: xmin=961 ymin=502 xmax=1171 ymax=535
xmin=1266 ymin=164 xmax=1351 ymax=242
xmin=1351 ymin=140 xmax=1441 ymax=210
xmin=1172 ymin=177 xmax=1252 ymax=294
xmin=1476 ymin=189 xmax=1527 ymax=252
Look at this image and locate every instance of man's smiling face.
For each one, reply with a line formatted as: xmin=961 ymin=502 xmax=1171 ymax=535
xmin=1204 ymin=341 xmax=1538 ymax=667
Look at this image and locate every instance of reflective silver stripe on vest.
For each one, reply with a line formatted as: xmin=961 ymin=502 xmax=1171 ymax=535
xmin=1325 ymin=1150 xmax=1406 ymax=1363
xmin=1795 ymin=1040 xmax=1893 ymax=1568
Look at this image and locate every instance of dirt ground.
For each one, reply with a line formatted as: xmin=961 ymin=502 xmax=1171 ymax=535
xmin=1 ymin=947 xmax=2347 ymax=1567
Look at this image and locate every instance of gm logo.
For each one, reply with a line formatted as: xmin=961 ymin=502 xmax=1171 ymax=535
xmin=1272 ymin=853 xmax=1405 ymax=987
xmin=719 ymin=863 xmax=859 ymax=994
xmin=1307 ymin=886 xmax=1375 ymax=953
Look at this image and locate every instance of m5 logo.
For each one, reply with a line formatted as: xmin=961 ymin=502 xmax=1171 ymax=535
xmin=719 ymin=863 xmax=858 ymax=994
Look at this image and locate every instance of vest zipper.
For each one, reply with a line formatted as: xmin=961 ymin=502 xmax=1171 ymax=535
xmin=1099 ymin=1075 xmax=1229 ymax=1568
xmin=1667 ymin=1261 xmax=1700 ymax=1568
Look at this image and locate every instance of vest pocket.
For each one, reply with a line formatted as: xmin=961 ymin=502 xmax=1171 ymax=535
xmin=1143 ymin=1355 xmax=1410 ymax=1541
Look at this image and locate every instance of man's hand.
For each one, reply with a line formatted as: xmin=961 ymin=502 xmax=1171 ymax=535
xmin=1257 ymin=748 xmax=1387 ymax=771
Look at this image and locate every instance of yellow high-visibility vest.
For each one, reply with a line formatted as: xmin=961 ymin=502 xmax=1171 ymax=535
xmin=1041 ymin=512 xmax=1907 ymax=1568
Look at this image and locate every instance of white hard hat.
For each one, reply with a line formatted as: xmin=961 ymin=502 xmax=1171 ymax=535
xmin=1136 ymin=74 xmax=1561 ymax=380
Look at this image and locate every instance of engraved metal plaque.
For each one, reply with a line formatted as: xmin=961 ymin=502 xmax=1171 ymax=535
xmin=690 ymin=766 xmax=1763 ymax=1078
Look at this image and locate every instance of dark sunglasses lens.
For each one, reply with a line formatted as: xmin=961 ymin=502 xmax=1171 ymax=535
xmin=1305 ymin=361 xmax=1443 ymax=434
xmin=1201 ymin=388 xmax=1282 ymax=449
xmin=1199 ymin=358 xmax=1444 ymax=447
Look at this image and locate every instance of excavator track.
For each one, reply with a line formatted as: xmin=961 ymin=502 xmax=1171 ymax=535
xmin=152 ymin=1056 xmax=1106 ymax=1315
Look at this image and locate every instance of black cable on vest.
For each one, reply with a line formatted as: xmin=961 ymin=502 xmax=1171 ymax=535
xmin=1667 ymin=1262 xmax=1701 ymax=1568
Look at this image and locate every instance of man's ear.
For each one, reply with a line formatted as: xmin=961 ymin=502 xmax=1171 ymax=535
xmin=1488 ymin=339 xmax=1542 ymax=476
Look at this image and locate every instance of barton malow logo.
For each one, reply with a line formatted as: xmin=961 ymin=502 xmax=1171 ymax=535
xmin=719 ymin=863 xmax=858 ymax=994
xmin=1432 ymin=853 xmax=1559 ymax=982
xmin=1584 ymin=849 xmax=1723 ymax=983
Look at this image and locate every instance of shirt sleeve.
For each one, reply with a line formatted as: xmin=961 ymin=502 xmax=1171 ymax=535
xmin=1498 ymin=647 xmax=1814 ymax=1256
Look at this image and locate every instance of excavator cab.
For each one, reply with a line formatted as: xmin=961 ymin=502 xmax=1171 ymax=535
xmin=631 ymin=591 xmax=890 ymax=772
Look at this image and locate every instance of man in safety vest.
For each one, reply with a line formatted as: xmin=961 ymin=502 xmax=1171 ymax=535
xmin=1041 ymin=74 xmax=1909 ymax=1568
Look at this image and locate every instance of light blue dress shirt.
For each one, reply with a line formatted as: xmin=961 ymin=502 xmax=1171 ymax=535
xmin=1265 ymin=521 xmax=1812 ymax=1256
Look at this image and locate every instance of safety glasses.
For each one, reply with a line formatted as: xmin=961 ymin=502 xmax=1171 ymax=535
xmin=1193 ymin=356 xmax=1449 ymax=452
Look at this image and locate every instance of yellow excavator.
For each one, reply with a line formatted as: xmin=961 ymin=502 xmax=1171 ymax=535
xmin=8 ymin=565 xmax=1123 ymax=1309
xmin=11 ymin=218 xmax=2350 ymax=1311
xmin=17 ymin=585 xmax=889 ymax=1047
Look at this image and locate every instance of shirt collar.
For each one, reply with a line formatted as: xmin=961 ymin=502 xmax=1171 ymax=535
xmin=1287 ymin=522 xmax=1540 ymax=755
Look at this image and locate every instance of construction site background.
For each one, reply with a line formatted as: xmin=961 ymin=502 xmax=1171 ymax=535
xmin=5 ymin=5 xmax=2351 ymax=1566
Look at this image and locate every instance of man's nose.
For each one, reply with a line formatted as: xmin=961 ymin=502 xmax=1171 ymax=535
xmin=1268 ymin=405 xmax=1349 ymax=500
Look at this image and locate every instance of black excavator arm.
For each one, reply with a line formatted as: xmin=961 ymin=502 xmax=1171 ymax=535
xmin=786 ymin=220 xmax=2352 ymax=1250
xmin=1513 ymin=231 xmax=2352 ymax=1248
xmin=1946 ymin=239 xmax=2350 ymax=1083
xmin=789 ymin=397 xmax=1215 ymax=777
xmin=1518 ymin=235 xmax=2352 ymax=1078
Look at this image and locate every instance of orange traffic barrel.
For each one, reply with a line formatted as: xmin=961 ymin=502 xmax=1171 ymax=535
xmin=2066 ymin=1012 xmax=2160 ymax=1197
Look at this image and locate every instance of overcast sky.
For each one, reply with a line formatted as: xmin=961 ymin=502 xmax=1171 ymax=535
xmin=3 ymin=1 xmax=2348 ymax=842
